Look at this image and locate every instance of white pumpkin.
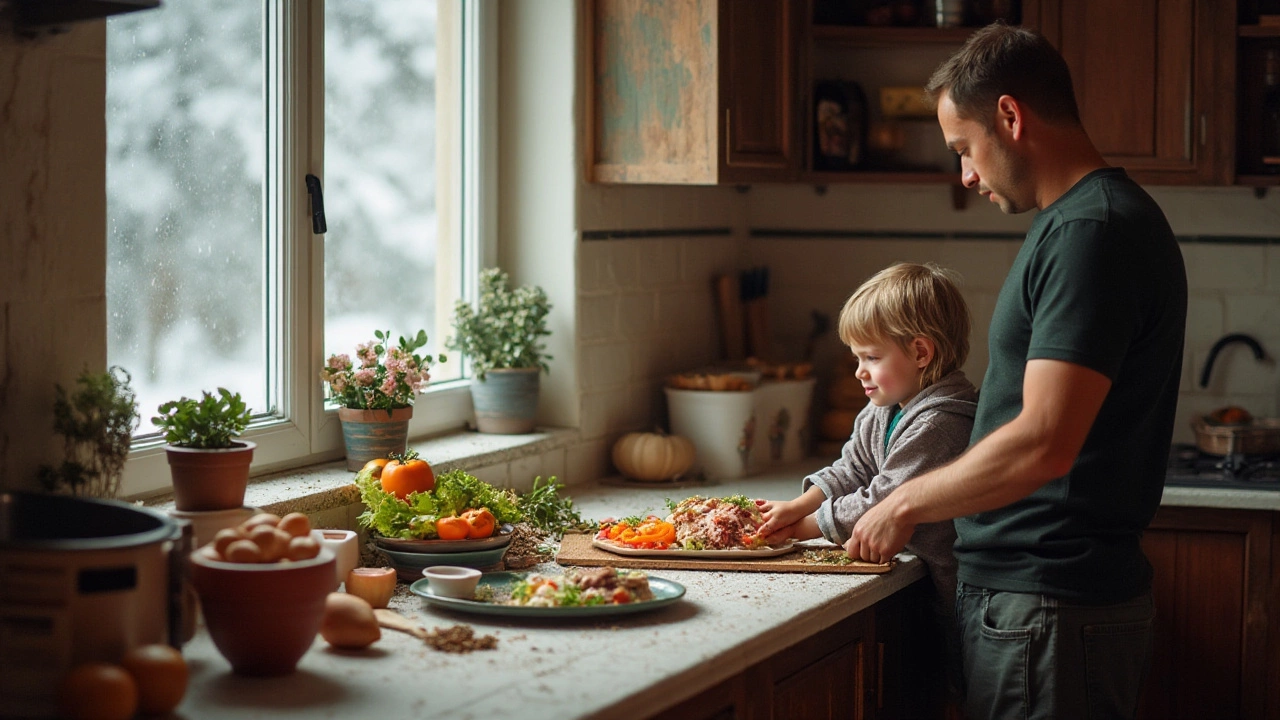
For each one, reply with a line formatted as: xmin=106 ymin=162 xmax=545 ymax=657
xmin=611 ymin=432 xmax=696 ymax=482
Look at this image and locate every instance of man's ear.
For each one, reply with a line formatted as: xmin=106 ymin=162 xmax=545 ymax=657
xmin=912 ymin=337 xmax=936 ymax=369
xmin=996 ymin=94 xmax=1023 ymax=140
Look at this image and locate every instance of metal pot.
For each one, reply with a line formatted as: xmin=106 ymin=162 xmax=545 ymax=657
xmin=1191 ymin=416 xmax=1280 ymax=456
xmin=0 ymin=491 xmax=190 ymax=718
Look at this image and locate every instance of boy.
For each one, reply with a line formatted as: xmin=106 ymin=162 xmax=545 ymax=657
xmin=759 ymin=262 xmax=976 ymax=609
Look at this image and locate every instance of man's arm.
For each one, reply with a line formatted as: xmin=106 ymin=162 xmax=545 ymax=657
xmin=846 ymin=358 xmax=1111 ymax=563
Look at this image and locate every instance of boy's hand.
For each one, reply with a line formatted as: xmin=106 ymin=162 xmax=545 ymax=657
xmin=758 ymin=498 xmax=806 ymax=537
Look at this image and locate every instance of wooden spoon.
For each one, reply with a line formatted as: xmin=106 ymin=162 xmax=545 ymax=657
xmin=372 ymin=608 xmax=429 ymax=640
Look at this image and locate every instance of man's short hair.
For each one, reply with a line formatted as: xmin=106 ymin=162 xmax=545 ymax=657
xmin=925 ymin=22 xmax=1080 ymax=128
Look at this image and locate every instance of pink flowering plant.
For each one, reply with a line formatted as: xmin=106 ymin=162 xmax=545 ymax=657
xmin=320 ymin=330 xmax=446 ymax=411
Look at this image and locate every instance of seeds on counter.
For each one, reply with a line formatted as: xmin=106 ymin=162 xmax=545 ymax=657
xmin=423 ymin=624 xmax=498 ymax=653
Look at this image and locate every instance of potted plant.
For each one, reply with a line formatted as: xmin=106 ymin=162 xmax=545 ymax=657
xmin=320 ymin=329 xmax=445 ymax=470
xmin=38 ymin=366 xmax=140 ymax=499
xmin=447 ymin=268 xmax=552 ymax=434
xmin=153 ymin=388 xmax=254 ymax=511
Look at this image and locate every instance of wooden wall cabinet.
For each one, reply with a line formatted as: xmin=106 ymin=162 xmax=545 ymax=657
xmin=587 ymin=0 xmax=799 ymax=184
xmin=1140 ymin=506 xmax=1276 ymax=720
xmin=1035 ymin=0 xmax=1237 ymax=186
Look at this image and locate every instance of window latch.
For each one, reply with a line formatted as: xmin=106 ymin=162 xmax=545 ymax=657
xmin=305 ymin=174 xmax=327 ymax=234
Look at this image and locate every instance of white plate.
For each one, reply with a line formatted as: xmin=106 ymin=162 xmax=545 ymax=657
xmin=591 ymin=537 xmax=797 ymax=559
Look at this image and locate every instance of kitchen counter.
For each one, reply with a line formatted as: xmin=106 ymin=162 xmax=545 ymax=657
xmin=175 ymin=460 xmax=926 ymax=719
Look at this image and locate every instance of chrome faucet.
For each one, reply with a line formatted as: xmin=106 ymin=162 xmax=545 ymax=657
xmin=1200 ymin=333 xmax=1266 ymax=388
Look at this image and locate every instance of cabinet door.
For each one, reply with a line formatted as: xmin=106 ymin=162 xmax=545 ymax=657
xmin=1140 ymin=506 xmax=1273 ymax=720
xmin=1038 ymin=0 xmax=1235 ymax=185
xmin=718 ymin=0 xmax=799 ymax=182
xmin=663 ymin=672 xmax=750 ymax=720
xmin=766 ymin=610 xmax=875 ymax=720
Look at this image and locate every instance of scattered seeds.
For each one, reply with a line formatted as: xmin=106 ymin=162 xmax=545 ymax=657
xmin=423 ymin=624 xmax=498 ymax=653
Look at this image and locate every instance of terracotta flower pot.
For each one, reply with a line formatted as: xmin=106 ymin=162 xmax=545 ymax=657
xmin=469 ymin=368 xmax=539 ymax=434
xmin=337 ymin=406 xmax=412 ymax=471
xmin=166 ymin=441 xmax=256 ymax=512
xmin=189 ymin=548 xmax=335 ymax=677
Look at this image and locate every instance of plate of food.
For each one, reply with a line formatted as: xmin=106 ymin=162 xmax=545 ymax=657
xmin=375 ymin=523 xmax=515 ymax=553
xmin=590 ymin=495 xmax=798 ymax=558
xmin=409 ymin=567 xmax=685 ymax=617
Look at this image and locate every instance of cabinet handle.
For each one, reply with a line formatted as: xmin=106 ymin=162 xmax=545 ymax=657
xmin=877 ymin=641 xmax=885 ymax=710
xmin=1200 ymin=114 xmax=1207 ymax=148
xmin=725 ymin=108 xmax=732 ymax=165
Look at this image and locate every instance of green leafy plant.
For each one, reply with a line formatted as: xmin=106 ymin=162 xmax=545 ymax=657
xmin=446 ymin=268 xmax=552 ymax=380
xmin=152 ymin=388 xmax=252 ymax=449
xmin=38 ymin=366 xmax=140 ymax=498
xmin=517 ymin=476 xmax=593 ymax=538
xmin=320 ymin=329 xmax=446 ymax=411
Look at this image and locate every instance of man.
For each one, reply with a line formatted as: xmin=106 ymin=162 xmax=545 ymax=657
xmin=845 ymin=23 xmax=1187 ymax=720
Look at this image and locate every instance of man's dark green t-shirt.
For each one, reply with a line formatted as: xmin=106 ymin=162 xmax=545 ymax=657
xmin=954 ymin=168 xmax=1186 ymax=603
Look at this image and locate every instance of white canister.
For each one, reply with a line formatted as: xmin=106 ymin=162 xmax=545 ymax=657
xmin=665 ymin=387 xmax=757 ymax=479
xmin=168 ymin=505 xmax=258 ymax=549
xmin=751 ymin=378 xmax=817 ymax=471
xmin=311 ymin=529 xmax=359 ymax=589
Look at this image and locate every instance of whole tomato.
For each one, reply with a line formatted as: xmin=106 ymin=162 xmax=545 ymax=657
xmin=436 ymin=515 xmax=470 ymax=541
xmin=462 ymin=508 xmax=496 ymax=539
xmin=361 ymin=458 xmax=390 ymax=479
xmin=379 ymin=450 xmax=435 ymax=500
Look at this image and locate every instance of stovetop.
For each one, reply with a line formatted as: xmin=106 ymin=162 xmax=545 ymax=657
xmin=1165 ymin=443 xmax=1280 ymax=491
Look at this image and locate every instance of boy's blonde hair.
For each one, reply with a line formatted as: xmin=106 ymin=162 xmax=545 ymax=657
xmin=838 ymin=262 xmax=970 ymax=388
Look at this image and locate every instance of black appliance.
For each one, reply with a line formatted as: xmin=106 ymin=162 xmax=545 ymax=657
xmin=1165 ymin=443 xmax=1280 ymax=490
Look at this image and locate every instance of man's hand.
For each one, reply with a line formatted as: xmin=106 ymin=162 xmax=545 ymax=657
xmin=846 ymin=498 xmax=914 ymax=564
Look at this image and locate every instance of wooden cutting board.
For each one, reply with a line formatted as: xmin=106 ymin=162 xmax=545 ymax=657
xmin=555 ymin=533 xmax=895 ymax=574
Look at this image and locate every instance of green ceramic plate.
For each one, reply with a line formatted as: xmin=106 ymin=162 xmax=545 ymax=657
xmin=409 ymin=571 xmax=686 ymax=618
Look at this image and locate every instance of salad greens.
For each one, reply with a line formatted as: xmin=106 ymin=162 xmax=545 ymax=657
xmin=356 ymin=467 xmax=521 ymax=539
xmin=355 ymin=467 xmax=589 ymax=540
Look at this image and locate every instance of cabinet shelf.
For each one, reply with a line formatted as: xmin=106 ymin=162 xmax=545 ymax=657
xmin=810 ymin=24 xmax=977 ymax=46
xmin=1239 ymin=23 xmax=1280 ymax=38
xmin=802 ymin=170 xmax=955 ymax=184
xmin=1235 ymin=173 xmax=1280 ymax=186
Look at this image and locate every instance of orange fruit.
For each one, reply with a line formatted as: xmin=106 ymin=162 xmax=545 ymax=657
xmin=57 ymin=662 xmax=138 ymax=720
xmin=436 ymin=515 xmax=470 ymax=540
xmin=380 ymin=457 xmax=435 ymax=499
xmin=362 ymin=457 xmax=391 ymax=479
xmin=120 ymin=643 xmax=188 ymax=715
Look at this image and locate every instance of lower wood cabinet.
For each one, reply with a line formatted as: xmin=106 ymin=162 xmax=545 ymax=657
xmin=662 ymin=579 xmax=944 ymax=720
xmin=1140 ymin=506 xmax=1276 ymax=720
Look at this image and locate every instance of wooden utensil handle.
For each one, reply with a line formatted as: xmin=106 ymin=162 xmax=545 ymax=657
xmin=715 ymin=274 xmax=745 ymax=361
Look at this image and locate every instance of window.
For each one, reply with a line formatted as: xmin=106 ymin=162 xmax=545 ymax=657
xmin=107 ymin=0 xmax=490 ymax=497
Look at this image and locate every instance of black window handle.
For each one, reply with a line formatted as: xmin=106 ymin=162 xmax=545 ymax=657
xmin=305 ymin=173 xmax=327 ymax=234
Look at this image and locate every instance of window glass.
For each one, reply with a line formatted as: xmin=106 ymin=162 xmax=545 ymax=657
xmin=106 ymin=0 xmax=268 ymax=434
xmin=323 ymin=0 xmax=460 ymax=382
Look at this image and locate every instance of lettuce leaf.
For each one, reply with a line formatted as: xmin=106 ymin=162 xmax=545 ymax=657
xmin=353 ymin=466 xmax=520 ymax=539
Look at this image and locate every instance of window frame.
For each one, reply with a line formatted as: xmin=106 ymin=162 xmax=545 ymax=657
xmin=118 ymin=0 xmax=492 ymax=499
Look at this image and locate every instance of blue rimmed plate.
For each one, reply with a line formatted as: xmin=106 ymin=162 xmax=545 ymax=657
xmin=409 ymin=571 xmax=686 ymax=618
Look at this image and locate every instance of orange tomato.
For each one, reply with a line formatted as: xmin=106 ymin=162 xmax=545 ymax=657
xmin=380 ymin=452 xmax=435 ymax=500
xmin=120 ymin=644 xmax=188 ymax=715
xmin=462 ymin=508 xmax=496 ymax=539
xmin=436 ymin=515 xmax=470 ymax=540
xmin=58 ymin=663 xmax=138 ymax=720
xmin=362 ymin=458 xmax=390 ymax=479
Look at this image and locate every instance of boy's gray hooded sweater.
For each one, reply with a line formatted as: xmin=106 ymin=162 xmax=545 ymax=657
xmin=804 ymin=370 xmax=978 ymax=608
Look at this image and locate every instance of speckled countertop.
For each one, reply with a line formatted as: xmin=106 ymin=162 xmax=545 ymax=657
xmin=174 ymin=460 xmax=927 ymax=720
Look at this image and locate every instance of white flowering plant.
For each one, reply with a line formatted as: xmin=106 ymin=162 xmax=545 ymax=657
xmin=446 ymin=268 xmax=552 ymax=380
xmin=320 ymin=330 xmax=446 ymax=411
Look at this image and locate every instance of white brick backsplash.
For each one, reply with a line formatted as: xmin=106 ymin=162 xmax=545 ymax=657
xmin=1184 ymin=295 xmax=1226 ymax=351
xmin=580 ymin=342 xmax=633 ymax=391
xmin=682 ymin=236 xmax=743 ymax=282
xmin=1191 ymin=341 xmax=1277 ymax=396
xmin=577 ymin=294 xmax=618 ymax=341
xmin=468 ymin=463 xmax=509 ymax=489
xmin=932 ymin=241 xmax=1017 ymax=289
xmin=1225 ymin=295 xmax=1280 ymax=340
xmin=617 ymin=291 xmax=660 ymax=338
xmin=566 ymin=438 xmax=609 ymax=486
xmin=578 ymin=243 xmax=610 ymax=294
xmin=540 ymin=448 xmax=567 ymax=483
xmin=637 ymin=240 xmax=682 ymax=288
xmin=1268 ymin=246 xmax=1280 ymax=293
xmin=506 ymin=454 xmax=543 ymax=492
xmin=1181 ymin=243 xmax=1267 ymax=291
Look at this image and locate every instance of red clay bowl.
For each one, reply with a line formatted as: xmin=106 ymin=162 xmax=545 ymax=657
xmin=189 ymin=548 xmax=335 ymax=676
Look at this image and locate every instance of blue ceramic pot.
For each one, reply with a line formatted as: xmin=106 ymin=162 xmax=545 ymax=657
xmin=470 ymin=368 xmax=539 ymax=434
xmin=337 ymin=406 xmax=412 ymax=471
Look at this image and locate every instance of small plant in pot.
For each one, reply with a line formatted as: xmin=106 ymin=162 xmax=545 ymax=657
xmin=153 ymin=388 xmax=254 ymax=512
xmin=320 ymin=329 xmax=446 ymax=471
xmin=446 ymin=267 xmax=552 ymax=434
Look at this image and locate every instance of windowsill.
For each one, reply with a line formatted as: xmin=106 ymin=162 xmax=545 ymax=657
xmin=141 ymin=426 xmax=581 ymax=516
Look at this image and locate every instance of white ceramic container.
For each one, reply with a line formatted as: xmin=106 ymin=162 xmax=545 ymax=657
xmin=665 ymin=387 xmax=757 ymax=479
xmin=168 ymin=505 xmax=259 ymax=549
xmin=311 ymin=529 xmax=359 ymax=589
xmin=422 ymin=566 xmax=482 ymax=599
